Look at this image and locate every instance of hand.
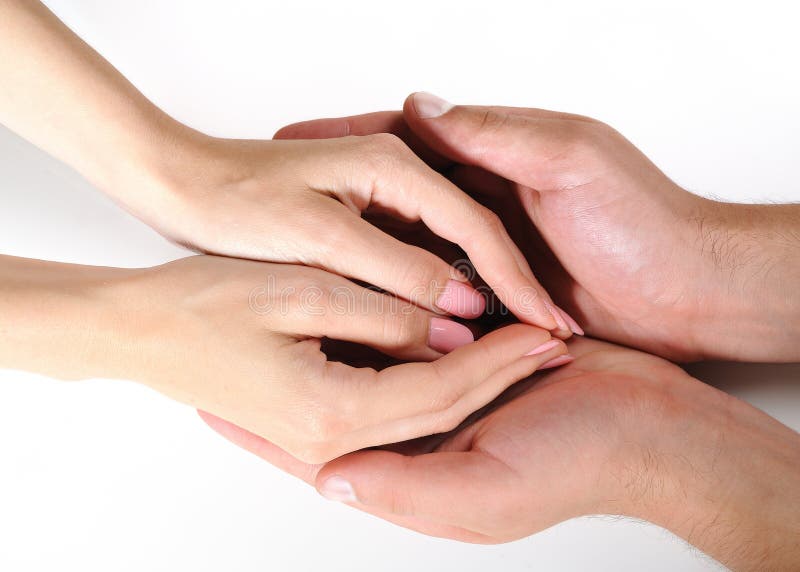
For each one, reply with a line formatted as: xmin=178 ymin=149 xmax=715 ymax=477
xmin=201 ymin=337 xmax=800 ymax=571
xmin=274 ymin=93 xmax=800 ymax=361
xmin=130 ymin=130 xmax=586 ymax=336
xmin=0 ymin=1 xmax=575 ymax=337
xmin=93 ymin=255 xmax=568 ymax=463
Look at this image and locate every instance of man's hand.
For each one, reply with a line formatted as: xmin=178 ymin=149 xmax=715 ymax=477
xmin=200 ymin=337 xmax=800 ymax=571
xmin=275 ymin=93 xmax=800 ymax=362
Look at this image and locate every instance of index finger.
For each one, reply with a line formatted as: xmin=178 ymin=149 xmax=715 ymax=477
xmin=273 ymin=110 xmax=453 ymax=171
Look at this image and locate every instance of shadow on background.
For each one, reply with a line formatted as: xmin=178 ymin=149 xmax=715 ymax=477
xmin=685 ymin=361 xmax=800 ymax=431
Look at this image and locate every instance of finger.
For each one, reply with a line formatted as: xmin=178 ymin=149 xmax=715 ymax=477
xmin=315 ymin=199 xmax=487 ymax=322
xmin=264 ymin=265 xmax=476 ymax=360
xmin=315 ymin=449 xmax=518 ymax=536
xmin=320 ymin=324 xmax=568 ymax=458
xmin=274 ymin=110 xmax=451 ymax=170
xmin=402 ymin=91 xmax=605 ymax=193
xmin=352 ymin=136 xmax=564 ymax=333
xmin=198 ymin=410 xmax=494 ymax=542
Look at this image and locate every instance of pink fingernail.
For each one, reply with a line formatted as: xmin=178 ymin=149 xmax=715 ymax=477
xmin=319 ymin=476 xmax=357 ymax=503
xmin=436 ymin=279 xmax=486 ymax=319
xmin=429 ymin=317 xmax=474 ymax=353
xmin=557 ymin=306 xmax=584 ymax=336
xmin=524 ymin=339 xmax=561 ymax=356
xmin=539 ymin=354 xmax=575 ymax=370
xmin=546 ymin=301 xmax=570 ymax=333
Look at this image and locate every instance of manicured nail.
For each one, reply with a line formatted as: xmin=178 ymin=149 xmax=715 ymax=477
xmin=524 ymin=339 xmax=561 ymax=356
xmin=539 ymin=354 xmax=575 ymax=370
xmin=436 ymin=279 xmax=486 ymax=318
xmin=429 ymin=317 xmax=474 ymax=353
xmin=545 ymin=301 xmax=570 ymax=334
xmin=413 ymin=91 xmax=454 ymax=119
xmin=319 ymin=476 xmax=357 ymax=503
xmin=556 ymin=306 xmax=584 ymax=336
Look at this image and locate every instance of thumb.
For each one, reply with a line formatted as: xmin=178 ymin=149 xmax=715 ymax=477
xmin=315 ymin=449 xmax=519 ymax=535
xmin=403 ymin=92 xmax=596 ymax=191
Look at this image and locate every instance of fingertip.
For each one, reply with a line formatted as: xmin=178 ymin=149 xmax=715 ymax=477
xmin=435 ymin=279 xmax=486 ymax=319
xmin=429 ymin=317 xmax=474 ymax=353
xmin=556 ymin=305 xmax=585 ymax=336
xmin=409 ymin=91 xmax=455 ymax=119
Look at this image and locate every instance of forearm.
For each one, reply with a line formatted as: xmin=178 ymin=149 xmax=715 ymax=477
xmin=0 ymin=0 xmax=194 ymax=217
xmin=0 ymin=254 xmax=135 ymax=380
xmin=695 ymin=201 xmax=800 ymax=361
xmin=633 ymin=378 xmax=800 ymax=570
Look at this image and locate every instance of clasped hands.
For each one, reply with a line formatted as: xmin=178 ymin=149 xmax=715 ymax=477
xmin=10 ymin=90 xmax=798 ymax=570
xmin=179 ymin=94 xmax=797 ymax=570
xmin=2 ymin=3 xmax=797 ymax=567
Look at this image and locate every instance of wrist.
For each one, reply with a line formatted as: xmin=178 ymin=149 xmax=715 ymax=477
xmin=98 ymin=121 xmax=267 ymax=252
xmin=620 ymin=377 xmax=800 ymax=570
xmin=689 ymin=200 xmax=800 ymax=361
xmin=0 ymin=256 xmax=141 ymax=381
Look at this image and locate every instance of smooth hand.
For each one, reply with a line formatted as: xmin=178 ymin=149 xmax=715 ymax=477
xmin=0 ymin=254 xmax=568 ymax=464
xmin=0 ymin=1 xmax=576 ymax=336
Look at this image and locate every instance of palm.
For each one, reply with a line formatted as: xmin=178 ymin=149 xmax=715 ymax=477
xmin=401 ymin=337 xmax=689 ymax=541
xmin=201 ymin=337 xmax=698 ymax=542
xmin=447 ymin=143 xmax=712 ymax=361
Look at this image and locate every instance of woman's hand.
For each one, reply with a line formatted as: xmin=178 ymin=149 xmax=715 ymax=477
xmin=201 ymin=337 xmax=800 ymax=571
xmin=0 ymin=1 xmax=575 ymax=337
xmin=94 ymin=256 xmax=568 ymax=463
xmin=131 ymin=130 xmax=577 ymax=336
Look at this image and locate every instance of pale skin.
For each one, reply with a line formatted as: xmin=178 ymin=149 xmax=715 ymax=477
xmin=0 ymin=253 xmax=568 ymax=463
xmin=0 ymin=0 xmax=577 ymax=461
xmin=206 ymin=95 xmax=800 ymax=570
xmin=0 ymin=0 xmax=577 ymax=336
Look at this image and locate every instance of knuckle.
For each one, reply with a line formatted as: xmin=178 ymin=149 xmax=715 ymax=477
xmin=289 ymin=410 xmax=348 ymax=464
xmin=397 ymin=248 xmax=442 ymax=298
xmin=368 ymin=132 xmax=406 ymax=153
xmin=361 ymin=133 xmax=413 ymax=172
xmin=429 ymin=407 xmax=465 ymax=435
xmin=382 ymin=311 xmax=419 ymax=352
xmin=476 ymin=108 xmax=511 ymax=134
xmin=426 ymin=374 xmax=462 ymax=417
xmin=280 ymin=275 xmax=333 ymax=319
xmin=559 ymin=120 xmax=613 ymax=161
xmin=476 ymin=205 xmax=502 ymax=230
xmin=291 ymin=442 xmax=333 ymax=465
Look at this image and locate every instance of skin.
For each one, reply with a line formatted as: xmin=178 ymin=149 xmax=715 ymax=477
xmin=0 ymin=0 xmax=578 ymax=337
xmin=201 ymin=96 xmax=800 ymax=569
xmin=202 ymin=337 xmax=800 ymax=571
xmin=1 ymin=0 xmax=797 ymax=566
xmin=0 ymin=254 xmax=567 ymax=463
xmin=275 ymin=93 xmax=800 ymax=362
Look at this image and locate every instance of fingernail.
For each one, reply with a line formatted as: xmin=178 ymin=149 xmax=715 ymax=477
xmin=413 ymin=92 xmax=454 ymax=119
xmin=539 ymin=354 xmax=574 ymax=370
xmin=436 ymin=279 xmax=486 ymax=318
xmin=545 ymin=301 xmax=570 ymax=334
xmin=524 ymin=339 xmax=561 ymax=356
xmin=319 ymin=475 xmax=357 ymax=503
xmin=429 ymin=317 xmax=474 ymax=353
xmin=557 ymin=306 xmax=584 ymax=336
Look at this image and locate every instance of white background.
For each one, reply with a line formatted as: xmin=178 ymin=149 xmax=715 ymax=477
xmin=1 ymin=1 xmax=798 ymax=570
